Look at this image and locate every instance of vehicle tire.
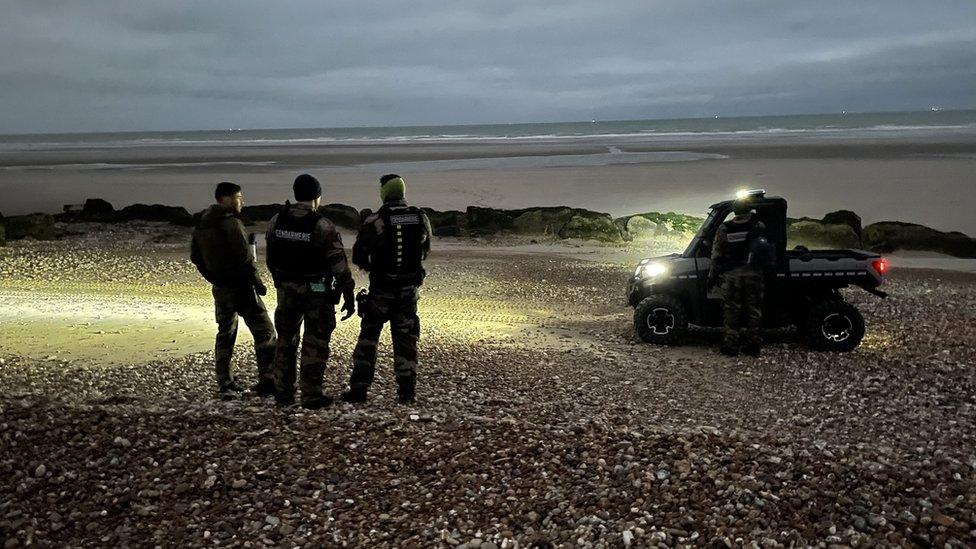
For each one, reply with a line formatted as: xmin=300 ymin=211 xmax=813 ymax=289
xmin=804 ymin=299 xmax=865 ymax=352
xmin=634 ymin=294 xmax=688 ymax=345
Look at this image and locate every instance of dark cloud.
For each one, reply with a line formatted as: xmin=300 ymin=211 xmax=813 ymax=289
xmin=1 ymin=0 xmax=974 ymax=132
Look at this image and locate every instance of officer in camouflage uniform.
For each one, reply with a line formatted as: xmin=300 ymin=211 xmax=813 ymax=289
xmin=266 ymin=174 xmax=355 ymax=409
xmin=707 ymin=198 xmax=775 ymax=358
xmin=190 ymin=182 xmax=277 ymax=397
xmin=341 ymin=174 xmax=432 ymax=405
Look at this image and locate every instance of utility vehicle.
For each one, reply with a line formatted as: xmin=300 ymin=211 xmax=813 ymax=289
xmin=628 ymin=190 xmax=888 ymax=351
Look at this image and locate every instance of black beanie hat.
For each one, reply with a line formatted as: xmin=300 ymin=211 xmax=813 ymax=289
xmin=293 ymin=173 xmax=322 ymax=201
xmin=214 ymin=181 xmax=241 ymax=200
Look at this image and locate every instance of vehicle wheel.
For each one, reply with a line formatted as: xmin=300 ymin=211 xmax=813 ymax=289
xmin=634 ymin=294 xmax=688 ymax=345
xmin=804 ymin=299 xmax=865 ymax=352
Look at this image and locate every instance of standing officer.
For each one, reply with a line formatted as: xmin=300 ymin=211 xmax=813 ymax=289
xmin=707 ymin=198 xmax=774 ymax=358
xmin=266 ymin=174 xmax=355 ymax=409
xmin=341 ymin=174 xmax=432 ymax=405
xmin=191 ymin=182 xmax=277 ymax=397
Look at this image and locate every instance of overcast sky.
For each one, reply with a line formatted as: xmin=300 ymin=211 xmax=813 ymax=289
xmin=1 ymin=0 xmax=974 ymax=133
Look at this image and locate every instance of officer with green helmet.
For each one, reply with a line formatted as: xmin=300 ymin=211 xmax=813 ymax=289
xmin=341 ymin=174 xmax=432 ymax=405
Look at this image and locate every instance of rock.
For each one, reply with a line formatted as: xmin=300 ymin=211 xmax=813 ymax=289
xmin=510 ymin=207 xmax=576 ymax=236
xmin=3 ymin=213 xmax=62 ymax=240
xmin=467 ymin=206 xmax=515 ymax=236
xmin=113 ymin=436 xmax=131 ymax=448
xmin=318 ymin=203 xmax=361 ymax=230
xmin=822 ymin=210 xmax=862 ymax=238
xmin=81 ymin=198 xmax=117 ymax=222
xmin=279 ymin=523 xmax=295 ymax=535
xmin=34 ymin=464 xmax=46 ymax=477
xmin=863 ymin=221 xmax=976 ymax=258
xmin=0 ymin=223 xmax=5 ymax=246
xmin=558 ymin=212 xmax=623 ymax=242
xmin=265 ymin=515 xmax=280 ymax=527
xmin=622 ymin=529 xmax=634 ymax=546
xmin=617 ymin=211 xmax=703 ymax=239
xmin=241 ymin=204 xmax=283 ymax=223
xmin=624 ymin=216 xmax=659 ymax=241
xmin=118 ymin=204 xmax=194 ymax=226
xmin=231 ymin=479 xmax=247 ymax=489
xmin=423 ymin=209 xmax=467 ymax=237
xmin=787 ymin=219 xmax=860 ymax=249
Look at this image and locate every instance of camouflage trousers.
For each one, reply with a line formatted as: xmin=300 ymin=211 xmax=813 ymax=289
xmin=349 ymin=286 xmax=420 ymax=396
xmin=213 ymin=286 xmax=277 ymax=388
xmin=720 ymin=269 xmax=765 ymax=349
xmin=272 ymin=283 xmax=337 ymax=401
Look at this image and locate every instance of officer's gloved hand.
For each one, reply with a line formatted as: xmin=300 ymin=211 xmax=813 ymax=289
xmin=340 ymin=289 xmax=356 ymax=321
xmin=254 ymin=281 xmax=268 ymax=296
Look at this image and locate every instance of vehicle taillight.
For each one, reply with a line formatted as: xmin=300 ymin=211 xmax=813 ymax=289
xmin=872 ymin=258 xmax=889 ymax=276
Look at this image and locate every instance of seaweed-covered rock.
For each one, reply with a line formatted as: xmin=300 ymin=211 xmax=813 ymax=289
xmin=616 ymin=212 xmax=704 ymax=241
xmin=822 ymin=210 xmax=862 ymax=238
xmin=624 ymin=216 xmax=659 ymax=240
xmin=118 ymin=204 xmax=195 ymax=226
xmin=424 ymin=209 xmax=467 ymax=237
xmin=510 ymin=207 xmax=577 ymax=236
xmin=241 ymin=204 xmax=283 ymax=223
xmin=787 ymin=220 xmax=860 ymax=249
xmin=319 ymin=203 xmax=361 ymax=230
xmin=467 ymin=207 xmax=515 ymax=236
xmin=82 ymin=198 xmax=117 ymax=222
xmin=558 ymin=213 xmax=623 ymax=242
xmin=3 ymin=213 xmax=62 ymax=240
xmin=864 ymin=222 xmax=976 ymax=258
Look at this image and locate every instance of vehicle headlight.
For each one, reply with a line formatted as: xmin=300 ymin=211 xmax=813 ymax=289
xmin=641 ymin=262 xmax=667 ymax=279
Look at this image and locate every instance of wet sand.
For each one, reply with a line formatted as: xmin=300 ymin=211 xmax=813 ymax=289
xmin=1 ymin=136 xmax=975 ymax=234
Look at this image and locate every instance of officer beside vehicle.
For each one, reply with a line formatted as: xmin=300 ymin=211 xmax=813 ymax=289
xmin=341 ymin=174 xmax=432 ymax=405
xmin=266 ymin=174 xmax=355 ymax=409
xmin=190 ymin=182 xmax=277 ymax=397
xmin=707 ymin=198 xmax=776 ymax=357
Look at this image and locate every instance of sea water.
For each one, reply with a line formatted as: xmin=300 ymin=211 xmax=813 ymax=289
xmin=1 ymin=110 xmax=974 ymax=150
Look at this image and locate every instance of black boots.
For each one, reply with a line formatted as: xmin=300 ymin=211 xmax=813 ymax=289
xmin=719 ymin=345 xmax=739 ymax=357
xmin=219 ymin=380 xmax=245 ymax=399
xmin=301 ymin=394 xmax=334 ymax=410
xmin=397 ymin=376 xmax=416 ymax=405
xmin=340 ymin=387 xmax=368 ymax=403
xmin=252 ymin=379 xmax=276 ymax=397
xmin=742 ymin=344 xmax=762 ymax=358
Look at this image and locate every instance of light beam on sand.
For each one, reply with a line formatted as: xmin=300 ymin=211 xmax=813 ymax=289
xmin=0 ymin=277 xmax=545 ymax=364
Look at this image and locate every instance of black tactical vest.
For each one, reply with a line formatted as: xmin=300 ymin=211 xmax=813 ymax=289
xmin=267 ymin=206 xmax=331 ymax=283
xmin=721 ymin=216 xmax=759 ymax=268
xmin=370 ymin=205 xmax=426 ymax=287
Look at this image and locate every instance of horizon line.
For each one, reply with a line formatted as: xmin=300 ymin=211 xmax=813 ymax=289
xmin=2 ymin=107 xmax=974 ymax=139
